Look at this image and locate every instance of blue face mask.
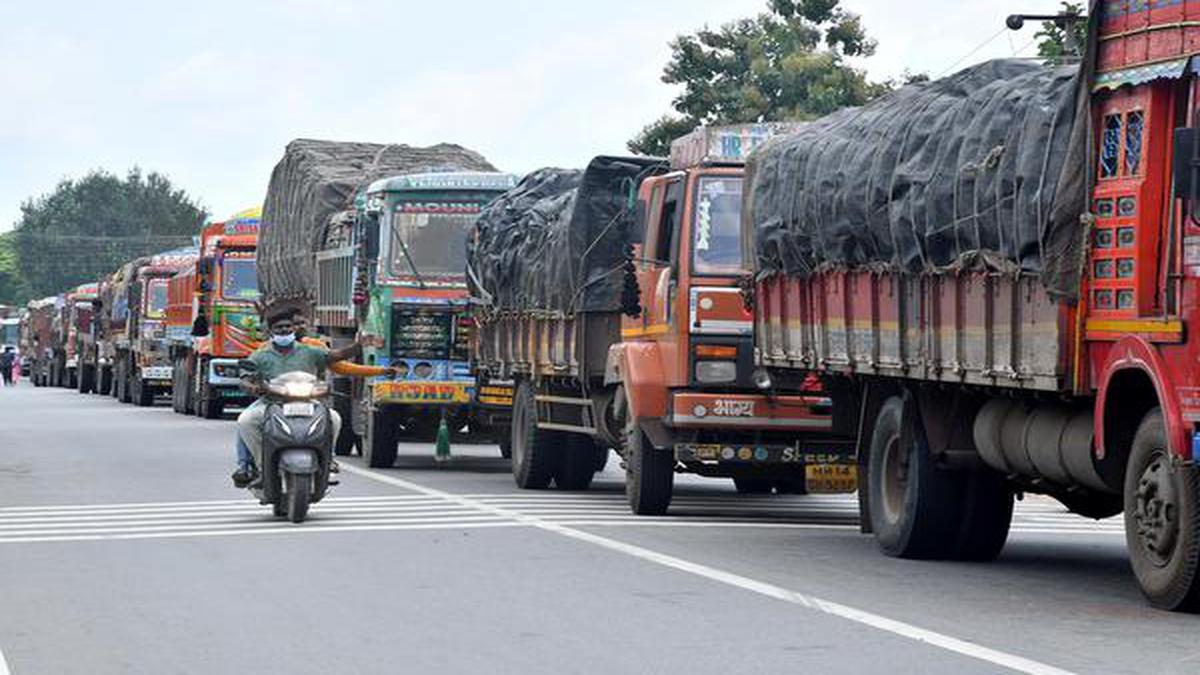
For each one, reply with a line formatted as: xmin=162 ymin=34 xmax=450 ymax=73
xmin=272 ymin=333 xmax=296 ymax=348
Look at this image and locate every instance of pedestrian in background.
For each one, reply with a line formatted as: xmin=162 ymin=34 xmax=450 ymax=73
xmin=0 ymin=347 xmax=15 ymax=387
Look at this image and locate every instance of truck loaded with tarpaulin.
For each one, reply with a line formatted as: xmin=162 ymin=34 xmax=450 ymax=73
xmin=744 ymin=1 xmax=1200 ymax=611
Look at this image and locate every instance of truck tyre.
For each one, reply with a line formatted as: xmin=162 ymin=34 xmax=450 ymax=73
xmin=867 ymin=395 xmax=964 ymax=559
xmin=734 ymin=478 xmax=774 ymax=494
xmin=133 ymin=373 xmax=153 ymax=407
xmin=198 ymin=390 xmax=223 ymax=419
xmin=98 ymin=366 xmax=112 ymax=396
xmin=364 ymin=406 xmax=400 ymax=469
xmin=1124 ymin=408 xmax=1200 ymax=612
xmin=171 ymin=357 xmax=187 ymax=414
xmin=511 ymin=381 xmax=561 ymax=490
xmin=332 ymin=377 xmax=356 ymax=457
xmin=950 ymin=468 xmax=1013 ymax=562
xmin=67 ymin=367 xmax=77 ymax=390
xmin=77 ymin=364 xmax=95 ymax=394
xmin=555 ymin=436 xmax=600 ymax=491
xmin=118 ymin=360 xmax=133 ymax=403
xmin=625 ymin=419 xmax=674 ymax=516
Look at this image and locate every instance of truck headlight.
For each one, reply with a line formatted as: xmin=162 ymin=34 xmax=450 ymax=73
xmin=752 ymin=368 xmax=773 ymax=390
xmin=695 ymin=361 xmax=736 ymax=383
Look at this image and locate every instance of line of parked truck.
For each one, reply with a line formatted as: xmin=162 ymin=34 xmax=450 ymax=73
xmin=13 ymin=2 xmax=1200 ymax=612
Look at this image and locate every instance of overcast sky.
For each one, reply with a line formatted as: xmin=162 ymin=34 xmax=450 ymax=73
xmin=0 ymin=0 xmax=1067 ymax=230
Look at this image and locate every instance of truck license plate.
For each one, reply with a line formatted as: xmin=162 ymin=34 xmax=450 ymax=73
xmin=805 ymin=464 xmax=857 ymax=494
xmin=283 ymin=402 xmax=314 ymax=417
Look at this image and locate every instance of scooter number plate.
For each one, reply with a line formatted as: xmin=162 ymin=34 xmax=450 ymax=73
xmin=282 ymin=402 xmax=314 ymax=417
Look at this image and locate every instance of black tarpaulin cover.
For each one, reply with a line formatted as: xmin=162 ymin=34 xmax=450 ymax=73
xmin=259 ymin=138 xmax=497 ymax=304
xmin=469 ymin=156 xmax=664 ymax=315
xmin=746 ymin=59 xmax=1088 ymax=299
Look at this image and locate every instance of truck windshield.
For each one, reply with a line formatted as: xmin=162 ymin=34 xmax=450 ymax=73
xmin=221 ymin=257 xmax=259 ymax=301
xmin=388 ymin=202 xmax=481 ymax=279
xmin=145 ymin=280 xmax=169 ymax=318
xmin=692 ymin=176 xmax=744 ymax=275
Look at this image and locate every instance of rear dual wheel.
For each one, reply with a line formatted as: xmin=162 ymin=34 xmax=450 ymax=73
xmin=867 ymin=395 xmax=1012 ymax=561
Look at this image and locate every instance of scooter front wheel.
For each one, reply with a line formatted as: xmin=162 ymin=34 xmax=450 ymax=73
xmin=285 ymin=471 xmax=312 ymax=523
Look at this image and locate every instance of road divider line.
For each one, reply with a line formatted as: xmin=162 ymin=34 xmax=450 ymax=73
xmin=0 ymin=494 xmax=438 ymax=514
xmin=343 ymin=463 xmax=1076 ymax=675
xmin=0 ymin=520 xmax=528 ymax=544
xmin=0 ymin=644 xmax=10 ymax=675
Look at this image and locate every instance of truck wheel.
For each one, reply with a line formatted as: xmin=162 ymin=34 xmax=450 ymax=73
xmin=332 ymin=377 xmax=356 ymax=457
xmin=625 ymin=419 xmax=674 ymax=516
xmin=68 ymin=367 xmax=78 ymax=390
xmin=555 ymin=436 xmax=599 ymax=491
xmin=867 ymin=395 xmax=964 ymax=559
xmin=133 ymin=374 xmax=153 ymax=407
xmin=171 ymin=358 xmax=187 ymax=414
xmin=77 ymin=365 xmax=95 ymax=394
xmin=1124 ymin=408 xmax=1200 ymax=612
xmin=198 ymin=384 xmax=223 ymax=419
xmin=950 ymin=468 xmax=1013 ymax=561
xmin=497 ymin=433 xmax=513 ymax=460
xmin=118 ymin=361 xmax=133 ymax=403
xmin=364 ymin=406 xmax=399 ymax=469
xmin=511 ymin=381 xmax=561 ymax=490
xmin=98 ymin=366 xmax=112 ymax=396
xmin=734 ymin=478 xmax=774 ymax=494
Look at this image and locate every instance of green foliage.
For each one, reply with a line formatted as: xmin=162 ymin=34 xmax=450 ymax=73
xmin=0 ymin=233 xmax=31 ymax=305
xmin=1036 ymin=2 xmax=1087 ymax=61
xmin=629 ymin=0 xmax=881 ymax=155
xmin=9 ymin=168 xmax=207 ymax=301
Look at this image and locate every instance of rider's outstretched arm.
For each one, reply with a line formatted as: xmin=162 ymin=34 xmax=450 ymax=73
xmin=330 ymin=361 xmax=389 ymax=377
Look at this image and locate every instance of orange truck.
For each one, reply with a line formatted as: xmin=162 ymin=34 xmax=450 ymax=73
xmin=166 ymin=209 xmax=261 ymax=418
xmin=470 ymin=131 xmax=855 ymax=515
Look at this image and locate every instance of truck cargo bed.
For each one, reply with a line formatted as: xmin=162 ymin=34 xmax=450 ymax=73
xmin=476 ymin=312 xmax=620 ymax=381
xmin=756 ymin=271 xmax=1070 ymax=392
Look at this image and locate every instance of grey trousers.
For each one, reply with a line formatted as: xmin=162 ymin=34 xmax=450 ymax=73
xmin=237 ymin=399 xmax=342 ymax=469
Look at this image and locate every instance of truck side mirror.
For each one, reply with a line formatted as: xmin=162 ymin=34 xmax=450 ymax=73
xmin=1172 ymin=128 xmax=1200 ymax=200
xmin=192 ymin=314 xmax=210 ymax=337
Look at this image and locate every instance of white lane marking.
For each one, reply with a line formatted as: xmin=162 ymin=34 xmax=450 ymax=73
xmin=0 ymin=514 xmax=508 ymax=537
xmin=0 ymin=494 xmax=438 ymax=514
xmin=343 ymin=463 xmax=1075 ymax=675
xmin=0 ymin=503 xmax=481 ymax=525
xmin=0 ymin=521 xmax=527 ymax=544
xmin=0 ymin=644 xmax=9 ymax=675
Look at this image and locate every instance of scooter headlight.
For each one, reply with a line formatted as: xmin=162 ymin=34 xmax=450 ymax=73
xmin=285 ymin=381 xmax=315 ymax=398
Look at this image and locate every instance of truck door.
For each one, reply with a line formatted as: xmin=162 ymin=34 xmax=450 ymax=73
xmin=634 ymin=175 xmax=684 ymax=340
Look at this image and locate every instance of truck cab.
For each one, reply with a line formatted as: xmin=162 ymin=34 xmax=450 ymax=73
xmin=616 ymin=125 xmax=856 ymax=498
xmin=314 ymin=171 xmax=518 ymax=465
xmin=170 ymin=210 xmax=261 ymax=418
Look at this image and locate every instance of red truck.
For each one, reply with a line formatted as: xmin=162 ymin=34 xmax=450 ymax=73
xmin=745 ymin=4 xmax=1200 ymax=611
xmin=167 ymin=210 xmax=260 ymax=418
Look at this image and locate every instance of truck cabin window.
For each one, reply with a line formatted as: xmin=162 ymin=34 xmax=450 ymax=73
xmin=145 ymin=280 xmax=169 ymax=318
xmin=692 ymin=176 xmax=744 ymax=275
xmin=389 ymin=202 xmax=480 ymax=279
xmin=654 ymin=180 xmax=683 ymax=264
xmin=221 ymin=256 xmax=259 ymax=301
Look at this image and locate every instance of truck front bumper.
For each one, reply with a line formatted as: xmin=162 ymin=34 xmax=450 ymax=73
xmin=668 ymin=391 xmax=833 ymax=431
xmin=372 ymin=380 xmax=474 ymax=406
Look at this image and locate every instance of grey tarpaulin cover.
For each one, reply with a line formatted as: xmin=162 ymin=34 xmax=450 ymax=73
xmin=469 ymin=156 xmax=665 ymax=314
xmin=259 ymin=138 xmax=497 ymax=305
xmin=746 ymin=59 xmax=1089 ymax=299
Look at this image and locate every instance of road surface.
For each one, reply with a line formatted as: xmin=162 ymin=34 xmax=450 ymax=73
xmin=0 ymin=383 xmax=1197 ymax=674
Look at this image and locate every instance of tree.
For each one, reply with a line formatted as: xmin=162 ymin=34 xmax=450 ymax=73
xmin=0 ymin=233 xmax=31 ymax=305
xmin=9 ymin=169 xmax=207 ymax=300
xmin=629 ymin=0 xmax=882 ymax=156
xmin=1035 ymin=2 xmax=1087 ymax=62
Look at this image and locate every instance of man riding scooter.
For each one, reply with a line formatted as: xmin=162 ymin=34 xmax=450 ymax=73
xmin=231 ymin=308 xmax=381 ymax=487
